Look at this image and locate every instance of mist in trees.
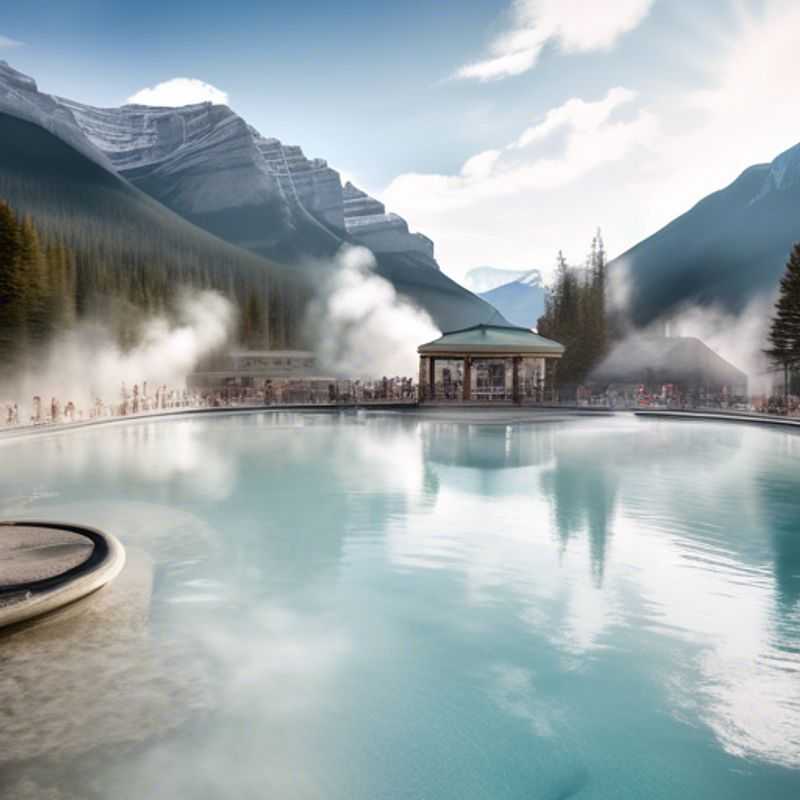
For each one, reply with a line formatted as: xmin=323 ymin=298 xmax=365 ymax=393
xmin=537 ymin=230 xmax=609 ymax=389
xmin=0 ymin=196 xmax=308 ymax=379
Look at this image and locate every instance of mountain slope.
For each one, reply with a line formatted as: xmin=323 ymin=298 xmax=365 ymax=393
xmin=464 ymin=267 xmax=533 ymax=294
xmin=612 ymin=142 xmax=800 ymax=326
xmin=0 ymin=111 xmax=307 ymax=345
xmin=0 ymin=60 xmax=504 ymax=332
xmin=478 ymin=271 xmax=546 ymax=329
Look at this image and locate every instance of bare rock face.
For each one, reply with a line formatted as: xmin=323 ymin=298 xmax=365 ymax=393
xmin=60 ymin=99 xmax=287 ymax=217
xmin=342 ymin=181 xmax=437 ymax=267
xmin=0 ymin=61 xmax=441 ymax=270
xmin=255 ymin=135 xmax=344 ymax=230
xmin=0 ymin=61 xmax=113 ymax=171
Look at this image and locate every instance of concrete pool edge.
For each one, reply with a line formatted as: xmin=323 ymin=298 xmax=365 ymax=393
xmin=0 ymin=404 xmax=620 ymax=440
xmin=634 ymin=409 xmax=800 ymax=428
xmin=0 ymin=522 xmax=126 ymax=629
xmin=2 ymin=405 xmax=798 ymax=444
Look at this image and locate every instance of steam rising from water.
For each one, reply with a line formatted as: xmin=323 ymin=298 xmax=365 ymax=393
xmin=601 ymin=285 xmax=775 ymax=392
xmin=661 ymin=296 xmax=774 ymax=391
xmin=307 ymin=246 xmax=439 ymax=378
xmin=4 ymin=290 xmax=235 ymax=411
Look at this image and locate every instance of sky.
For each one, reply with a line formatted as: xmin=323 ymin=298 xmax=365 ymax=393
xmin=2 ymin=0 xmax=799 ymax=283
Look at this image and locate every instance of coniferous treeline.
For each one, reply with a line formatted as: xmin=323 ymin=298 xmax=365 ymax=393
xmin=0 ymin=200 xmax=77 ymax=367
xmin=537 ymin=230 xmax=609 ymax=389
xmin=767 ymin=242 xmax=800 ymax=398
xmin=0 ymin=194 xmax=311 ymax=374
xmin=0 ymin=111 xmax=314 ymax=371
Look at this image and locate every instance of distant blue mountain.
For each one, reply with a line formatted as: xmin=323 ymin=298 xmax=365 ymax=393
xmin=478 ymin=270 xmax=547 ymax=329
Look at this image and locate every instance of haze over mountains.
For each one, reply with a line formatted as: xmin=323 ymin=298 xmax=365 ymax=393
xmin=611 ymin=140 xmax=800 ymax=327
xmin=0 ymin=60 xmax=503 ymax=335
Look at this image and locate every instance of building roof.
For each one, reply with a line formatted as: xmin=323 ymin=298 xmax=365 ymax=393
xmin=418 ymin=324 xmax=565 ymax=356
xmin=591 ymin=336 xmax=748 ymax=387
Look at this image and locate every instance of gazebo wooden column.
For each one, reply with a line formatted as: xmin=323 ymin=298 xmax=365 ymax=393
xmin=463 ymin=356 xmax=472 ymax=401
xmin=428 ymin=357 xmax=436 ymax=401
xmin=512 ymin=356 xmax=521 ymax=404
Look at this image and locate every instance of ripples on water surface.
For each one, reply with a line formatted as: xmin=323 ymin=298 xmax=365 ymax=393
xmin=1 ymin=412 xmax=799 ymax=799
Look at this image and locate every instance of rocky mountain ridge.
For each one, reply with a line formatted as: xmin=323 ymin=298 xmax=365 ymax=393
xmin=0 ymin=60 xmax=439 ymax=268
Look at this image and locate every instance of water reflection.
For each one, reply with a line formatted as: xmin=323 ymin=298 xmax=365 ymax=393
xmin=539 ymin=429 xmax=619 ymax=586
xmin=0 ymin=413 xmax=799 ymax=798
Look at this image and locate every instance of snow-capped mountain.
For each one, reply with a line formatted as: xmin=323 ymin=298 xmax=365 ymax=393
xmin=463 ymin=266 xmax=536 ymax=294
xmin=611 ymin=140 xmax=800 ymax=326
xmin=477 ymin=270 xmax=546 ymax=329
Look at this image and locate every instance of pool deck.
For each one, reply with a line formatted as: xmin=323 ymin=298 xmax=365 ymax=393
xmin=0 ymin=522 xmax=126 ymax=629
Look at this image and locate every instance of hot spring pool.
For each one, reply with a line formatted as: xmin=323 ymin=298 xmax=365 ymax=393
xmin=1 ymin=411 xmax=799 ymax=798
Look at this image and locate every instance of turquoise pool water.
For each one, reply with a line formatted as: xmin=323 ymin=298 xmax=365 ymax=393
xmin=1 ymin=412 xmax=799 ymax=798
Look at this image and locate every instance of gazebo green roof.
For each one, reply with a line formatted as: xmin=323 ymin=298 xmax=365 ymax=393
xmin=418 ymin=324 xmax=565 ymax=356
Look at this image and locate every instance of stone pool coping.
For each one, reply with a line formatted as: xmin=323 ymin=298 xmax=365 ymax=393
xmin=634 ymin=409 xmax=800 ymax=428
xmin=0 ymin=522 xmax=126 ymax=629
xmin=2 ymin=404 xmax=797 ymax=445
xmin=0 ymin=403 xmax=618 ymax=440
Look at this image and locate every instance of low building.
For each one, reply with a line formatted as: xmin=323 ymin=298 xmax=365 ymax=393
xmin=188 ymin=350 xmax=340 ymax=403
xmin=418 ymin=324 xmax=565 ymax=403
xmin=590 ymin=336 xmax=748 ymax=398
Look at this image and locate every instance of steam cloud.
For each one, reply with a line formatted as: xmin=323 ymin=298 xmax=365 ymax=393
xmin=4 ymin=290 xmax=236 ymax=413
xmin=660 ymin=296 xmax=775 ymax=392
xmin=597 ymin=294 xmax=775 ymax=393
xmin=307 ymin=245 xmax=439 ymax=378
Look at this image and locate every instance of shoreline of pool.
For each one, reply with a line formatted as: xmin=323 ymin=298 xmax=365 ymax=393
xmin=2 ymin=403 xmax=799 ymax=442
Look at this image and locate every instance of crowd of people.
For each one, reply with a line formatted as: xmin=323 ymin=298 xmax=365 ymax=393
xmin=0 ymin=376 xmax=420 ymax=430
xmin=575 ymin=383 xmax=800 ymax=414
xmin=2 ymin=382 xmax=209 ymax=428
xmin=3 ymin=377 xmax=799 ymax=431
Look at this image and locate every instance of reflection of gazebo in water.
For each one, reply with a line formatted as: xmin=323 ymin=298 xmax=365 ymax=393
xmin=418 ymin=324 xmax=565 ymax=403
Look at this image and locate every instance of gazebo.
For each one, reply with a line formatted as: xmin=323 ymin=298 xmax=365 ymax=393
xmin=418 ymin=324 xmax=565 ymax=403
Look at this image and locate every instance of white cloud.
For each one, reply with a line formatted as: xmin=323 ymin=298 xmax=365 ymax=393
xmin=127 ymin=78 xmax=228 ymax=107
xmin=385 ymin=1 xmax=800 ymax=284
xmin=512 ymin=87 xmax=637 ymax=148
xmin=455 ymin=0 xmax=654 ymax=81
xmin=637 ymin=0 xmax=800 ymax=233
xmin=384 ymin=87 xmax=656 ymax=214
xmin=0 ymin=34 xmax=24 ymax=48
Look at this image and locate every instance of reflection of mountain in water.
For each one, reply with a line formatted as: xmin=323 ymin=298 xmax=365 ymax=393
xmin=540 ymin=435 xmax=620 ymax=586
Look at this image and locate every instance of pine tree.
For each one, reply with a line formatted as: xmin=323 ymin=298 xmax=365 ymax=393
xmin=18 ymin=215 xmax=50 ymax=346
xmin=536 ymin=233 xmax=610 ymax=394
xmin=0 ymin=201 xmax=26 ymax=365
xmin=767 ymin=243 xmax=800 ymax=403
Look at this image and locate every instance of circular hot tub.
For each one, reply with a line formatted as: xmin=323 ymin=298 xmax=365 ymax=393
xmin=0 ymin=521 xmax=125 ymax=628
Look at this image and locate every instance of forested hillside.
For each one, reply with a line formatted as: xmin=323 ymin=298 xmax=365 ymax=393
xmin=0 ymin=199 xmax=76 ymax=367
xmin=0 ymin=112 xmax=311 ymax=369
